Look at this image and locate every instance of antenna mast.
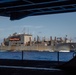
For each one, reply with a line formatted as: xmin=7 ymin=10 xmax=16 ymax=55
xmin=23 ymin=27 xmax=26 ymax=34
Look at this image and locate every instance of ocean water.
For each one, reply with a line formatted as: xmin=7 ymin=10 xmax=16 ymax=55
xmin=0 ymin=51 xmax=75 ymax=62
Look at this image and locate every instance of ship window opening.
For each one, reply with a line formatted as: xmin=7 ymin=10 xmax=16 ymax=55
xmin=21 ymin=43 xmax=23 ymax=44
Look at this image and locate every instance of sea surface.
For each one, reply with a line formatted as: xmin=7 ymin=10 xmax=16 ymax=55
xmin=0 ymin=50 xmax=75 ymax=62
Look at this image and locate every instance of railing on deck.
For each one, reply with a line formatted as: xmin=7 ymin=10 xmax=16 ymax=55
xmin=0 ymin=51 xmax=75 ymax=62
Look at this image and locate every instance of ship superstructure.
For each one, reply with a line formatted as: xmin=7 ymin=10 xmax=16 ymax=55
xmin=3 ymin=33 xmax=32 ymax=46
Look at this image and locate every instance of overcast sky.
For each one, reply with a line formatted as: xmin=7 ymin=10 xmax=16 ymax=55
xmin=0 ymin=12 xmax=76 ymax=43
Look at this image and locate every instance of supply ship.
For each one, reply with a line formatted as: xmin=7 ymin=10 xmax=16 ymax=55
xmin=0 ymin=32 xmax=76 ymax=52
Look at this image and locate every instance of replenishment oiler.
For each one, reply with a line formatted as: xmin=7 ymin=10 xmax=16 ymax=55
xmin=0 ymin=32 xmax=76 ymax=52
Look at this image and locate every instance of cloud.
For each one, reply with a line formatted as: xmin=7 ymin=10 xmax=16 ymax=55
xmin=21 ymin=25 xmax=44 ymax=29
xmin=0 ymin=28 xmax=11 ymax=31
xmin=0 ymin=28 xmax=4 ymax=32
xmin=1 ymin=25 xmax=44 ymax=31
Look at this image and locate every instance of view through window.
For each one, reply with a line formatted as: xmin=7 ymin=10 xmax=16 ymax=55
xmin=0 ymin=12 xmax=76 ymax=61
